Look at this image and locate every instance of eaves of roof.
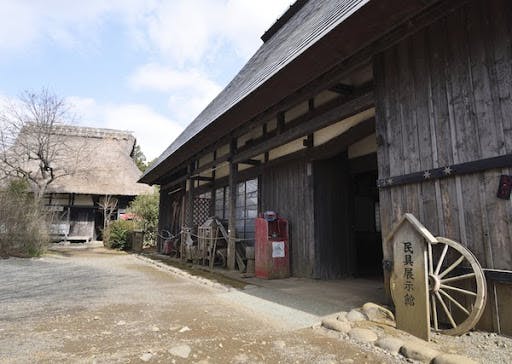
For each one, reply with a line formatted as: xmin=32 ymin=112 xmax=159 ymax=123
xmin=140 ymin=0 xmax=439 ymax=185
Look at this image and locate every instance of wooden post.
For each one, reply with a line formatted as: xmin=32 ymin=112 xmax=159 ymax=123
xmin=227 ymin=161 xmax=238 ymax=271
xmin=186 ymin=163 xmax=195 ymax=229
xmin=228 ymin=139 xmax=238 ymax=271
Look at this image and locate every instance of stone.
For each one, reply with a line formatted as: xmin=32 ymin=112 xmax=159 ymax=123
xmin=432 ymin=354 xmax=478 ymax=364
xmin=151 ymin=326 xmax=160 ymax=332
xmin=337 ymin=312 xmax=348 ymax=322
xmin=168 ymin=344 xmax=191 ymax=359
xmin=179 ymin=326 xmax=191 ymax=333
xmin=140 ymin=352 xmax=153 ymax=362
xmin=116 ymin=320 xmax=126 ymax=326
xmin=399 ymin=341 xmax=439 ymax=363
xmin=346 ymin=309 xmax=366 ymax=322
xmin=348 ymin=328 xmax=378 ymax=343
xmin=362 ymin=302 xmax=395 ymax=326
xmin=374 ymin=337 xmax=404 ymax=354
xmin=322 ymin=318 xmax=352 ymax=333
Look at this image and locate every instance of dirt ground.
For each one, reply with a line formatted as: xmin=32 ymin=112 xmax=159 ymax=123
xmin=0 ymin=247 xmax=402 ymax=364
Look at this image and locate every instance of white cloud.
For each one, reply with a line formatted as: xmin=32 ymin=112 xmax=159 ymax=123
xmin=129 ymin=63 xmax=222 ymax=124
xmin=68 ymin=96 xmax=183 ymax=160
xmin=0 ymin=0 xmax=149 ymax=52
xmin=0 ymin=0 xmax=291 ymax=60
xmin=129 ymin=63 xmax=220 ymax=93
xmin=139 ymin=0 xmax=292 ymax=64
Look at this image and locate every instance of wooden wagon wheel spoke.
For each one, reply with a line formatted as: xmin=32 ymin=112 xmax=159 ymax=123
xmin=441 ymin=272 xmax=476 ymax=284
xmin=438 ymin=255 xmax=465 ymax=279
xmin=439 ymin=284 xmax=477 ymax=297
xmin=431 ymin=293 xmax=439 ymax=331
xmin=438 ymin=288 xmax=470 ymax=315
xmin=435 ymin=291 xmax=457 ymax=328
xmin=427 ymin=237 xmax=487 ymax=336
xmin=428 ymin=241 xmax=434 ymax=275
xmin=434 ymin=244 xmax=448 ymax=275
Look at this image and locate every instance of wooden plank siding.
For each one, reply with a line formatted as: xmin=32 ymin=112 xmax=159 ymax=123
xmin=375 ymin=0 xmax=512 ymax=333
xmin=261 ymin=159 xmax=315 ymax=277
xmin=313 ymin=152 xmax=354 ymax=279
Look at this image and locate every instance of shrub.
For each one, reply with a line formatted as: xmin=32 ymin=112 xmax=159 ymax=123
xmin=0 ymin=179 xmax=49 ymax=257
xmin=103 ymin=219 xmax=136 ymax=250
xmin=128 ymin=190 xmax=159 ymax=246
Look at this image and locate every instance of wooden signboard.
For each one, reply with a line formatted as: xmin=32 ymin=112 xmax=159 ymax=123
xmin=386 ymin=214 xmax=435 ymax=341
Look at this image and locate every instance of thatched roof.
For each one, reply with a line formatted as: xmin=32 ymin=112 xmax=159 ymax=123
xmin=46 ymin=125 xmax=152 ymax=196
xmin=4 ymin=125 xmax=152 ymax=196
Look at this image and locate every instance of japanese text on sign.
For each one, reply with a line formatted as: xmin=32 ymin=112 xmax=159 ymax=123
xmin=403 ymin=241 xmax=415 ymax=306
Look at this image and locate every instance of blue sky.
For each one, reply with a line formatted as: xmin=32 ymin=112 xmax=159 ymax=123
xmin=0 ymin=0 xmax=292 ymax=160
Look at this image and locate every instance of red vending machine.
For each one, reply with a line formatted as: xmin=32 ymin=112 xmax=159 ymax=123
xmin=255 ymin=211 xmax=289 ymax=279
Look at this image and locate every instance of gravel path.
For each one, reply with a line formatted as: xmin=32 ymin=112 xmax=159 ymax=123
xmin=0 ymin=247 xmax=401 ymax=363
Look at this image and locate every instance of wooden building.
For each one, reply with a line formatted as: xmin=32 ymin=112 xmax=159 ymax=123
xmin=22 ymin=125 xmax=151 ymax=241
xmin=140 ymin=0 xmax=512 ymax=334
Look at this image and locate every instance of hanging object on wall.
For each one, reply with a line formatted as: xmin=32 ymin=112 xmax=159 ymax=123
xmin=497 ymin=175 xmax=512 ymax=200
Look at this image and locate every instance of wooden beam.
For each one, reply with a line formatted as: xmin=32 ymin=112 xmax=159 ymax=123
xmin=240 ymin=159 xmax=261 ymax=166
xmin=233 ymin=91 xmax=373 ymax=163
xmin=161 ymin=174 xmax=188 ymax=191
xmin=191 ymin=176 xmax=214 ymax=182
xmin=377 ymin=154 xmax=512 ymax=189
xmin=194 ymin=153 xmax=231 ymax=176
xmin=329 ymin=83 xmax=354 ymax=95
xmin=208 ymin=117 xmax=376 ymax=191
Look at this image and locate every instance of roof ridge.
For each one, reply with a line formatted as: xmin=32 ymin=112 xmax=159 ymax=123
xmin=261 ymin=0 xmax=309 ymax=42
xmin=51 ymin=124 xmax=134 ymax=139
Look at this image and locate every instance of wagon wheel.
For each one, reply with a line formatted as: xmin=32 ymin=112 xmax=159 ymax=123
xmin=427 ymin=237 xmax=487 ymax=335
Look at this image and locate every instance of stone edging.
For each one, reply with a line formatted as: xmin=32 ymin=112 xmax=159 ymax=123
xmin=133 ymin=254 xmax=232 ymax=292
xmin=319 ymin=304 xmax=478 ymax=364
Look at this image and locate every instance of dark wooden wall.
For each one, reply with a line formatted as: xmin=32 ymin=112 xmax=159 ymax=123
xmin=261 ymin=159 xmax=315 ymax=277
xmin=313 ymin=152 xmax=354 ymax=279
xmin=375 ymin=0 xmax=512 ymax=271
xmin=374 ymin=0 xmax=512 ymax=333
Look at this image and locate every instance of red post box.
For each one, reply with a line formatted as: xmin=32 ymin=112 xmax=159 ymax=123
xmin=255 ymin=211 xmax=289 ymax=279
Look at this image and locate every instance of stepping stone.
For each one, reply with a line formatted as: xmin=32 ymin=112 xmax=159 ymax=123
xmin=348 ymin=328 xmax=378 ymax=343
xmin=432 ymin=354 xmax=478 ymax=364
xmin=400 ymin=341 xmax=439 ymax=362
xmin=346 ymin=309 xmax=366 ymax=322
xmin=321 ymin=318 xmax=351 ymax=333
xmin=375 ymin=336 xmax=404 ymax=354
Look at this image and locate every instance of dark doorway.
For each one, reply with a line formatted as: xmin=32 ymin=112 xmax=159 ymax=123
xmin=69 ymin=208 xmax=95 ymax=239
xmin=349 ymin=155 xmax=382 ymax=278
xmin=313 ymin=151 xmax=383 ymax=279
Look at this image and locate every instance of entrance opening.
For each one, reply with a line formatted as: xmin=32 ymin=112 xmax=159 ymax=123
xmin=350 ymin=168 xmax=382 ymax=278
xmin=313 ymin=150 xmax=383 ymax=280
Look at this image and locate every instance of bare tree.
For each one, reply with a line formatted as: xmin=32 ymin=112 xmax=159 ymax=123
xmin=98 ymin=195 xmax=118 ymax=232
xmin=0 ymin=89 xmax=81 ymax=198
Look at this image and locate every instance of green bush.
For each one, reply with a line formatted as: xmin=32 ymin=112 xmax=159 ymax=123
xmin=0 ymin=179 xmax=49 ymax=257
xmin=103 ymin=220 xmax=136 ymax=250
xmin=128 ymin=190 xmax=159 ymax=246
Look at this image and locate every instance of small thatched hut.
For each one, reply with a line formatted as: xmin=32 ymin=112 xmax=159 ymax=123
xmin=14 ymin=125 xmax=151 ymax=241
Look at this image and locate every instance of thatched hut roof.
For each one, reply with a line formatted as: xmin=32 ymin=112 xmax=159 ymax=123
xmin=5 ymin=124 xmax=153 ymax=196
xmin=45 ymin=125 xmax=152 ymax=196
